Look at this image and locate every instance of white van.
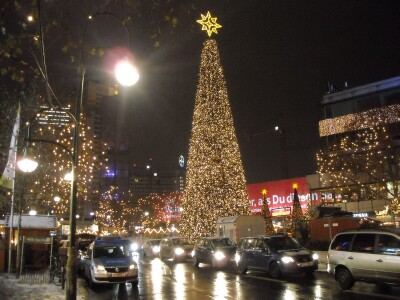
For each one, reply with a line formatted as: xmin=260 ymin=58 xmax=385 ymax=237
xmin=327 ymin=229 xmax=400 ymax=289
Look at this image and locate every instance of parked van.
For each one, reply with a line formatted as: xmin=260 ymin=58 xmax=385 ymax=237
xmin=83 ymin=237 xmax=138 ymax=287
xmin=327 ymin=229 xmax=400 ymax=289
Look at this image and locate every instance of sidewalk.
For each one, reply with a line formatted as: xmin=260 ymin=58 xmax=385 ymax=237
xmin=0 ymin=272 xmax=86 ymax=300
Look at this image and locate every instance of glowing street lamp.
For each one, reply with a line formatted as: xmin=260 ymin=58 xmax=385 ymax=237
xmin=17 ymin=148 xmax=38 ymax=173
xmin=114 ymin=60 xmax=139 ymax=86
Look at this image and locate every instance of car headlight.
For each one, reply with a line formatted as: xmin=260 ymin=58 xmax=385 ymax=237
xmin=191 ymin=250 xmax=195 ymax=257
xmin=214 ymin=251 xmax=225 ymax=261
xmin=129 ymin=264 xmax=136 ymax=270
xmin=152 ymin=246 xmax=160 ymax=253
xmin=130 ymin=243 xmax=138 ymax=252
xmin=312 ymin=253 xmax=319 ymax=260
xmin=95 ymin=265 xmax=105 ymax=271
xmin=174 ymin=248 xmax=184 ymax=255
xmin=281 ymin=256 xmax=295 ymax=264
xmin=235 ymin=253 xmax=241 ymax=264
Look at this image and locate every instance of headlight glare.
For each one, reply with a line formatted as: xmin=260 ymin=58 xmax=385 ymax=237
xmin=175 ymin=247 xmax=184 ymax=255
xmin=129 ymin=264 xmax=136 ymax=270
xmin=235 ymin=253 xmax=241 ymax=264
xmin=152 ymin=246 xmax=160 ymax=253
xmin=130 ymin=243 xmax=138 ymax=251
xmin=281 ymin=256 xmax=294 ymax=264
xmin=214 ymin=251 xmax=225 ymax=261
xmin=312 ymin=253 xmax=319 ymax=260
xmin=95 ymin=265 xmax=105 ymax=271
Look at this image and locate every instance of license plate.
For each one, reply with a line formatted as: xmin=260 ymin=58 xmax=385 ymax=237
xmin=298 ymin=261 xmax=313 ymax=267
xmin=108 ymin=272 xmax=127 ymax=277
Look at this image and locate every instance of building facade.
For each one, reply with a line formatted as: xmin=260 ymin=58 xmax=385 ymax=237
xmin=308 ymin=76 xmax=400 ymax=225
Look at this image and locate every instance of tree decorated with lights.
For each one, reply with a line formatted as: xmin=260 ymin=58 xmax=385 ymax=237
xmin=262 ymin=189 xmax=274 ymax=234
xmin=316 ymin=124 xmax=400 ymax=222
xmin=96 ymin=186 xmax=134 ymax=234
xmin=291 ymin=183 xmax=305 ymax=242
xmin=180 ymin=12 xmax=250 ymax=240
xmin=23 ymin=110 xmax=97 ymax=217
xmin=132 ymin=192 xmax=184 ymax=230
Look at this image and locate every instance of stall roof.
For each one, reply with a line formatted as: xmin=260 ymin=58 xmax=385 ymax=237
xmin=5 ymin=214 xmax=57 ymax=229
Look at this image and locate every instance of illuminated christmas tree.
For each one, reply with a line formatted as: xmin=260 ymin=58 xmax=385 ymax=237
xmin=180 ymin=13 xmax=250 ymax=240
xmin=291 ymin=184 xmax=304 ymax=242
xmin=262 ymin=189 xmax=274 ymax=235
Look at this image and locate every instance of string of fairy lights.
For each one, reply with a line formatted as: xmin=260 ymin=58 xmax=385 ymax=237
xmin=319 ymin=103 xmax=400 ymax=137
xmin=23 ymin=110 xmax=97 ymax=217
xmin=317 ymin=122 xmax=400 ymax=214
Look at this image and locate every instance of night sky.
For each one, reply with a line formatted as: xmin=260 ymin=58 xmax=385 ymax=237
xmin=57 ymin=1 xmax=400 ymax=183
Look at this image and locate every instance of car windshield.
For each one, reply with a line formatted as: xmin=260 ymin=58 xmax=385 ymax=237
xmin=78 ymin=240 xmax=93 ymax=251
xmin=211 ymin=238 xmax=235 ymax=247
xmin=173 ymin=238 xmax=191 ymax=246
xmin=93 ymin=245 xmax=130 ymax=258
xmin=268 ymin=236 xmax=302 ymax=252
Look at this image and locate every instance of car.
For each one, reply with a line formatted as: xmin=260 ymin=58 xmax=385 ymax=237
xmin=235 ymin=235 xmax=318 ymax=278
xmin=192 ymin=237 xmax=237 ymax=268
xmin=159 ymin=237 xmax=193 ymax=262
xmin=327 ymin=228 xmax=400 ymax=290
xmin=82 ymin=237 xmax=138 ymax=287
xmin=76 ymin=234 xmax=97 ymax=273
xmin=142 ymin=239 xmax=161 ymax=258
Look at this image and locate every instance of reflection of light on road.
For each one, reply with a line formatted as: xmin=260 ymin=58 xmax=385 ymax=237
xmin=151 ymin=258 xmax=164 ymax=300
xmin=213 ymin=272 xmax=228 ymax=299
xmin=234 ymin=276 xmax=242 ymax=299
xmin=314 ymin=284 xmax=322 ymax=299
xmin=173 ymin=263 xmax=186 ymax=300
xmin=283 ymin=288 xmax=296 ymax=300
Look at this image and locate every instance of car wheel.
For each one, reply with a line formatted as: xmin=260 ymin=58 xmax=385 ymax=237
xmin=269 ymin=262 xmax=281 ymax=278
xmin=335 ymin=268 xmax=354 ymax=290
xmin=193 ymin=256 xmax=200 ymax=267
xmin=304 ymin=270 xmax=315 ymax=277
xmin=88 ymin=271 xmax=97 ymax=289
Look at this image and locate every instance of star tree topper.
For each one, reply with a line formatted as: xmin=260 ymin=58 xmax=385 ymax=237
xmin=197 ymin=11 xmax=222 ymax=37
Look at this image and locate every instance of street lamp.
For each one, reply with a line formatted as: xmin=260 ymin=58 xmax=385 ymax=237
xmin=17 ymin=11 xmax=139 ymax=299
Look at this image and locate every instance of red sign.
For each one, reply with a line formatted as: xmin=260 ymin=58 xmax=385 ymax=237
xmin=247 ymin=177 xmax=322 ymax=216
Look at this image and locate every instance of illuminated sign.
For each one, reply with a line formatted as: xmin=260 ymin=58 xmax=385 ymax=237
xmin=271 ymin=207 xmax=291 ymax=217
xmin=353 ymin=212 xmax=368 ymax=218
xmin=179 ymin=155 xmax=185 ymax=168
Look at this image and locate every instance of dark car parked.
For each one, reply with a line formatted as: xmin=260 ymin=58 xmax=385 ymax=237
xmin=236 ymin=235 xmax=318 ymax=278
xmin=192 ymin=237 xmax=237 ymax=268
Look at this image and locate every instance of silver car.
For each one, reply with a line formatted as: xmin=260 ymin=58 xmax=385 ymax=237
xmin=327 ymin=229 xmax=400 ymax=289
xmin=159 ymin=237 xmax=193 ymax=262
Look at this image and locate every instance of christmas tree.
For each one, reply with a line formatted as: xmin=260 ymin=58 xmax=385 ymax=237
xmin=180 ymin=12 xmax=250 ymax=240
xmin=262 ymin=189 xmax=274 ymax=235
xmin=291 ymin=184 xmax=304 ymax=242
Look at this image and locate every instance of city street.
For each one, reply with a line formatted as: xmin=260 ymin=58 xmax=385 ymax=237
xmin=3 ymin=256 xmax=399 ymax=300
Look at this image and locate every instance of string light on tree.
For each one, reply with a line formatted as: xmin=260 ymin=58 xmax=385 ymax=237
xmin=180 ymin=13 xmax=250 ymax=240
xmin=262 ymin=189 xmax=274 ymax=235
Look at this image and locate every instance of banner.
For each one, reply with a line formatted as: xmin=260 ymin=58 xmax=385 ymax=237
xmin=0 ymin=104 xmax=20 ymax=189
xmin=247 ymin=177 xmax=322 ymax=215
